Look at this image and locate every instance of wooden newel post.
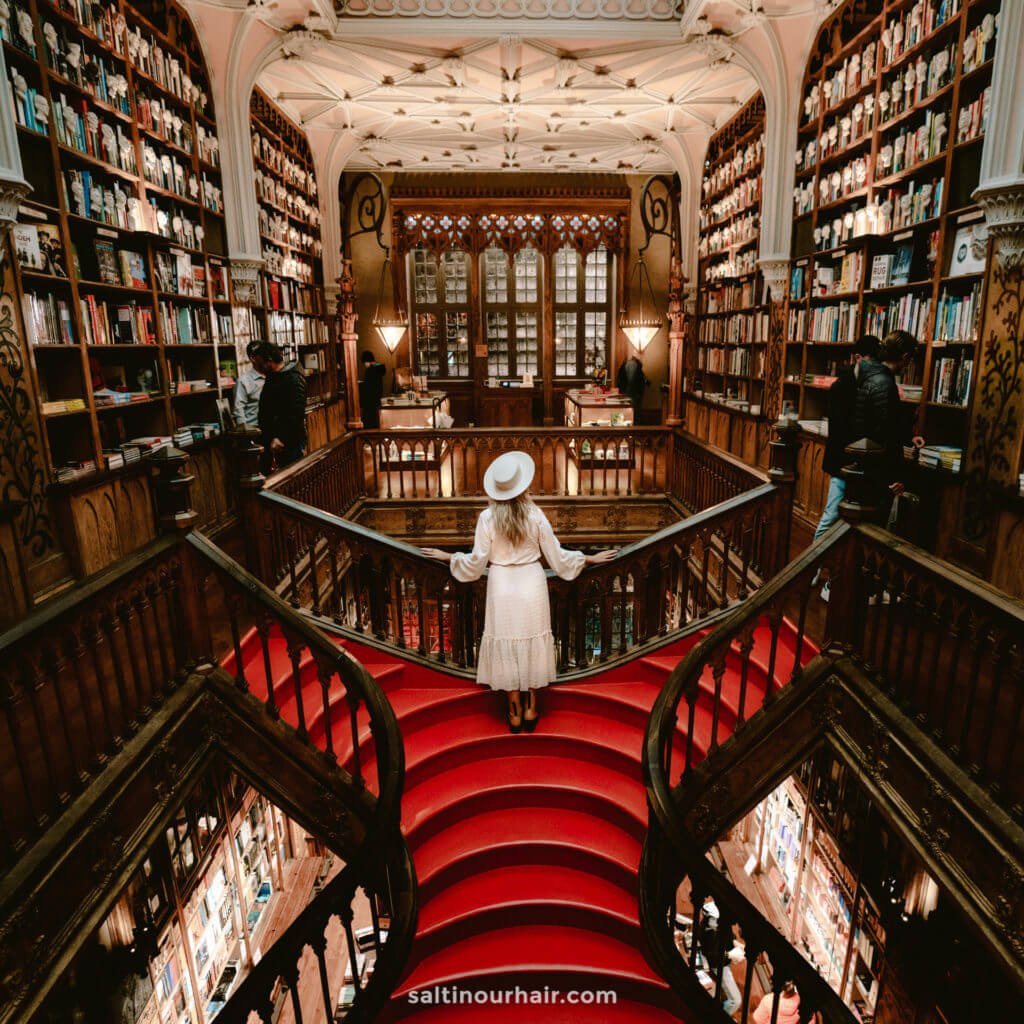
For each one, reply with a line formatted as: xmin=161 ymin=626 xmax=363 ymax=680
xmin=231 ymin=427 xmax=268 ymax=580
xmin=838 ymin=438 xmax=885 ymax=524
xmin=767 ymin=418 xmax=800 ymax=573
xmin=150 ymin=446 xmax=199 ymax=532
xmin=149 ymin=447 xmax=212 ymax=665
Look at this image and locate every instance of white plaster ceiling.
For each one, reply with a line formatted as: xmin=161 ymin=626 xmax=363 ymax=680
xmin=252 ymin=1 xmax=775 ymax=172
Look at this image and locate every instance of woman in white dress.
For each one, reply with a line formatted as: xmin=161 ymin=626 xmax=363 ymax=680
xmin=422 ymin=451 xmax=616 ymax=732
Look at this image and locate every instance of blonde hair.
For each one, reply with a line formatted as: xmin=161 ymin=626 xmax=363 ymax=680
xmin=490 ymin=492 xmax=534 ymax=546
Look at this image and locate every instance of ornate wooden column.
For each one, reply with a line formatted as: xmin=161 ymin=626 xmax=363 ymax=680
xmin=664 ymin=256 xmax=687 ymax=426
xmin=0 ymin=43 xmax=47 ymax=614
xmin=758 ymin=258 xmax=790 ymax=424
xmin=338 ymin=258 xmax=363 ymax=429
xmin=952 ymin=0 xmax=1024 ymax=585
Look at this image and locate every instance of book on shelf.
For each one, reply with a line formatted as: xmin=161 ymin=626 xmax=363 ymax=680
xmin=931 ymin=356 xmax=973 ymax=406
xmin=22 ymin=293 xmax=75 ymax=346
xmin=119 ymin=251 xmax=149 ymax=290
xmin=946 ymin=223 xmax=986 ymax=277
xmin=814 ymin=265 xmax=835 ymax=297
xmin=13 ymin=225 xmax=43 ymax=271
xmin=918 ymin=445 xmax=962 ymax=473
xmin=935 ymin=283 xmax=982 ymax=344
xmin=869 ymin=255 xmax=893 ymax=290
xmin=94 ymin=240 xmax=120 ymax=285
xmin=55 ymin=460 xmax=98 ymax=483
xmin=41 ymin=398 xmax=87 ymax=415
xmin=890 ymin=244 xmax=913 ymax=287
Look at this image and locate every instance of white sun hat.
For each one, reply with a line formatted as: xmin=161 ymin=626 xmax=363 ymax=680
xmin=483 ymin=450 xmax=535 ymax=502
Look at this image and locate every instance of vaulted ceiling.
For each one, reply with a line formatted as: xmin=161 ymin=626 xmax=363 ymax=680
xmin=253 ymin=1 xmax=779 ymax=173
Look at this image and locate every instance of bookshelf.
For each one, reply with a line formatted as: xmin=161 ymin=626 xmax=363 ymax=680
xmin=4 ymin=0 xmax=234 ymax=484
xmin=788 ymin=0 xmax=1000 ymax=473
xmin=248 ymin=87 xmax=333 ymax=410
xmin=688 ymin=95 xmax=769 ymax=427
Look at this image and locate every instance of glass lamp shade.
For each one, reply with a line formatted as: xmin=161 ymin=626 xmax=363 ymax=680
xmin=620 ymin=317 xmax=661 ymax=352
xmin=374 ymin=319 xmax=407 ymax=352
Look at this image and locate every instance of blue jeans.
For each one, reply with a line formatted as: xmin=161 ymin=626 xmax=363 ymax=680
xmin=814 ymin=476 xmax=845 ymax=540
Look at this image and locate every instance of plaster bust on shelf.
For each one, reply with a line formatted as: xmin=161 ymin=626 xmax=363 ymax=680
xmin=16 ymin=8 xmax=32 ymax=48
xmin=11 ymin=68 xmax=27 ymax=109
xmin=42 ymin=22 xmax=57 ymax=54
xmin=33 ymin=94 xmax=50 ymax=128
xmin=71 ymin=178 xmax=86 ymax=215
xmin=0 ymin=1 xmax=10 ymax=39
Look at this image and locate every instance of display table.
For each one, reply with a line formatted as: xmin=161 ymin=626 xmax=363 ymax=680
xmin=565 ymin=389 xmax=635 ymax=471
xmin=564 ymin=388 xmax=634 ymax=428
xmin=379 ymin=391 xmax=450 ymax=429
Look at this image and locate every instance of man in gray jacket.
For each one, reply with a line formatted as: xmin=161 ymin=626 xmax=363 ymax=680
xmin=233 ymin=340 xmax=266 ymax=427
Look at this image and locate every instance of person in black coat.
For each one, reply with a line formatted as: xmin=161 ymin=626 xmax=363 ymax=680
xmin=850 ymin=329 xmax=919 ymax=521
xmin=616 ymin=354 xmax=649 ymax=413
xmin=359 ymin=350 xmax=387 ymax=429
xmin=813 ymin=335 xmax=880 ymax=540
xmin=255 ymin=342 xmax=306 ymax=473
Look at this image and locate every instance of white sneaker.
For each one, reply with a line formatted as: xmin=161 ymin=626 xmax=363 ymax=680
xmin=820 ymin=580 xmax=830 ymax=603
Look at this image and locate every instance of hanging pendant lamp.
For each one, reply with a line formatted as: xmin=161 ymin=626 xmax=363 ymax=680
xmin=373 ymin=248 xmax=408 ymax=352
xmin=619 ymin=250 xmax=663 ymax=353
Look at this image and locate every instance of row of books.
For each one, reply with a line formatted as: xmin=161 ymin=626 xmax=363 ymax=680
xmin=94 ymin=240 xmax=149 ymax=288
xmin=141 ymin=143 xmax=196 ymax=200
xmin=704 ymin=281 xmax=760 ymax=313
xmin=136 ymin=89 xmax=195 ymax=156
xmin=814 ymin=250 xmax=864 ymax=296
xmin=22 ymin=292 xmax=75 ymax=346
xmin=863 ymin=294 xmax=931 ymax=339
xmin=51 ymin=0 xmax=124 ymax=49
xmin=697 ymin=346 xmax=765 ymax=377
xmin=7 ymin=72 xmax=46 ymax=134
xmin=916 ymin=445 xmax=962 ymax=473
xmin=127 ymin=23 xmax=209 ymax=115
xmin=80 ymin=296 xmax=156 ymax=346
xmin=51 ymin=93 xmax=136 ymax=174
xmin=42 ymin=26 xmax=130 ymax=115
xmin=92 ymin=388 xmax=157 ymax=408
xmin=957 ymin=87 xmax=990 ymax=145
xmin=869 ymin=246 xmax=915 ymax=289
xmin=932 ymin=356 xmax=973 ymax=407
xmin=789 ymin=303 xmax=860 ymax=344
xmin=697 ymin=312 xmax=769 ymax=346
xmin=881 ymin=2 xmax=962 ymax=68
xmin=882 ymin=109 xmax=949 ymax=177
xmin=158 ymin=302 xmax=212 ymax=345
xmin=935 ymin=283 xmax=982 ymax=343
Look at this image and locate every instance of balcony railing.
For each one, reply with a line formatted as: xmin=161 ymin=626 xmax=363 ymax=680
xmin=642 ymin=521 xmax=1024 ymax=1022
xmin=248 ymin=428 xmax=791 ymax=675
xmin=0 ymin=529 xmax=413 ymax=1024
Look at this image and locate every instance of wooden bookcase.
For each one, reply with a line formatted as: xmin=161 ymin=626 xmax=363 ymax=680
xmin=788 ymin=0 xmax=1000 ymax=470
xmin=687 ymin=95 xmax=769 ymax=430
xmin=3 ymin=0 xmax=233 ymax=482
xmin=249 ymin=87 xmax=334 ymax=411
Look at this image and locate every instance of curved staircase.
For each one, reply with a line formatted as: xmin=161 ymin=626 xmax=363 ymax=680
xmin=228 ymin=620 xmax=811 ymax=1022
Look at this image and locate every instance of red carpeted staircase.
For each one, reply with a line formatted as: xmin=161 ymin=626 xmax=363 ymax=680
xmin=227 ymin=619 xmax=811 ymax=1023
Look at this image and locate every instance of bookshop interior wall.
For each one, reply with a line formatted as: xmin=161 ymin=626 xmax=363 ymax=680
xmin=0 ymin=0 xmax=1022 ymax=607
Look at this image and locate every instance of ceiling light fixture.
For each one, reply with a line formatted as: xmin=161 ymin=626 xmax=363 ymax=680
xmin=373 ymin=247 xmax=408 ymax=352
xmin=619 ymin=250 xmax=663 ymax=353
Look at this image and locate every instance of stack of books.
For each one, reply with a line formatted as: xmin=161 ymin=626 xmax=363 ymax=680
xmin=918 ymin=445 xmax=962 ymax=473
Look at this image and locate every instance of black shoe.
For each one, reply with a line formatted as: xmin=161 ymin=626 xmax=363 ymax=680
xmin=506 ymin=706 xmax=523 ymax=733
xmin=522 ymin=714 xmax=538 ymax=733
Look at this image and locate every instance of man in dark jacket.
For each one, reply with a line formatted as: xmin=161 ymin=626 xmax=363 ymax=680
xmin=813 ymin=335 xmax=880 ymax=540
xmin=616 ymin=354 xmax=649 ymax=414
xmin=850 ymin=329 xmax=919 ymax=521
xmin=358 ymin=350 xmax=387 ymax=429
xmin=255 ymin=342 xmax=306 ymax=473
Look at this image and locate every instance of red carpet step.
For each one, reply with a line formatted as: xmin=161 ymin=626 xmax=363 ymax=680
xmin=225 ymin=621 xmax=812 ymax=1022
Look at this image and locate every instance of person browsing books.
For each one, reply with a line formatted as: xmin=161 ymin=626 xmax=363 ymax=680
xmin=851 ymin=329 xmax=922 ymax=523
xmin=233 ymin=340 xmax=266 ymax=428
xmin=255 ymin=342 xmax=306 ymax=473
xmin=813 ymin=334 xmax=880 ymax=541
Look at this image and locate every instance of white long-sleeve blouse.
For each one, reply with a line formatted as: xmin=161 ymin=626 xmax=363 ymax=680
xmin=450 ymin=505 xmax=586 ymax=583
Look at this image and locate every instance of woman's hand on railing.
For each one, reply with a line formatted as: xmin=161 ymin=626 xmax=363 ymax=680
xmin=585 ymin=549 xmax=619 ymax=565
xmin=421 ymin=547 xmax=452 ymax=562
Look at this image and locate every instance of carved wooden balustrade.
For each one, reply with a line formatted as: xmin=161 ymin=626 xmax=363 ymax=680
xmin=263 ymin=426 xmax=767 ymax=510
xmin=257 ymin=477 xmax=786 ymax=677
xmin=641 ymin=522 xmax=1024 ymax=1022
xmin=0 ymin=532 xmax=413 ymax=1024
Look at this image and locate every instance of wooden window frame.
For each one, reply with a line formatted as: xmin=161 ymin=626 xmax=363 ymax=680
xmin=480 ymin=246 xmax=543 ymax=379
xmin=553 ymin=245 xmax=615 ymax=379
xmin=408 ymin=248 xmax=472 ymax=379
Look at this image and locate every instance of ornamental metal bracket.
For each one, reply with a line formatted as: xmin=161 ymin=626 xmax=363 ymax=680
xmin=638 ymin=173 xmax=681 ymax=260
xmin=340 ymin=171 xmax=388 ymax=259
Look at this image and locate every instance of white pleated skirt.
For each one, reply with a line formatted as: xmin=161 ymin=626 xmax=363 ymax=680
xmin=477 ymin=562 xmax=557 ymax=692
